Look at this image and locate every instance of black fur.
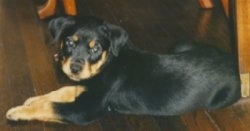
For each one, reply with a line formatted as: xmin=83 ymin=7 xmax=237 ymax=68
xmin=49 ymin=16 xmax=241 ymax=125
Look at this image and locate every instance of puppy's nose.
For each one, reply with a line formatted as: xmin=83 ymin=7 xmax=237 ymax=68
xmin=70 ymin=63 xmax=82 ymax=74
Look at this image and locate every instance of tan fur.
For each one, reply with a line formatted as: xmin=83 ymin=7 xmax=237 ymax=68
xmin=89 ymin=51 xmax=107 ymax=75
xmin=60 ymin=42 xmax=64 ymax=49
xmin=72 ymin=35 xmax=79 ymax=42
xmin=6 ymin=102 xmax=62 ymax=122
xmin=62 ymin=51 xmax=107 ymax=81
xmin=6 ymin=86 xmax=86 ymax=123
xmin=89 ymin=40 xmax=96 ymax=48
xmin=79 ymin=51 xmax=107 ymax=80
xmin=24 ymin=86 xmax=86 ymax=105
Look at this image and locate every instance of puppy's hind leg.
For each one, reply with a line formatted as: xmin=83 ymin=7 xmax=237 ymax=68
xmin=207 ymin=85 xmax=241 ymax=109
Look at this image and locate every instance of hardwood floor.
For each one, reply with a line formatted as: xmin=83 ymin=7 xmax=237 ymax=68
xmin=1 ymin=0 xmax=249 ymax=130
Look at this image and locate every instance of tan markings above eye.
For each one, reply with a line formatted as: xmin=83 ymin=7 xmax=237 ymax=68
xmin=72 ymin=35 xmax=79 ymax=42
xmin=89 ymin=40 xmax=96 ymax=48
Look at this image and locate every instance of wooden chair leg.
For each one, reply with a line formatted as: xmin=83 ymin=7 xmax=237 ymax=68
xmin=236 ymin=0 xmax=250 ymax=97
xmin=221 ymin=0 xmax=229 ymax=17
xmin=62 ymin=0 xmax=77 ymax=16
xmin=198 ymin=0 xmax=214 ymax=9
xmin=196 ymin=11 xmax=212 ymax=39
xmin=38 ymin=0 xmax=57 ymax=19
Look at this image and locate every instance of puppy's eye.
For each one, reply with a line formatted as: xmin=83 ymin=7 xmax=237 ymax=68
xmin=63 ymin=37 xmax=77 ymax=55
xmin=89 ymin=43 xmax=101 ymax=54
xmin=66 ymin=38 xmax=75 ymax=47
xmin=65 ymin=36 xmax=79 ymax=47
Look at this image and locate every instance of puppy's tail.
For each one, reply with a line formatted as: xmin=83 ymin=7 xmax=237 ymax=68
xmin=168 ymin=41 xmax=195 ymax=53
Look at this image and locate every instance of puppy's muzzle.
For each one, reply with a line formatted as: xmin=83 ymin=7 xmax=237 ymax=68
xmin=70 ymin=63 xmax=83 ymax=74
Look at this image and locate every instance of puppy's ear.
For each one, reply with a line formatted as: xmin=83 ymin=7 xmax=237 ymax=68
xmin=99 ymin=23 xmax=128 ymax=56
xmin=48 ymin=17 xmax=75 ymax=43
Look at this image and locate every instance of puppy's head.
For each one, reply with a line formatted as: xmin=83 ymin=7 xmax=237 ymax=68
xmin=49 ymin=17 xmax=128 ymax=81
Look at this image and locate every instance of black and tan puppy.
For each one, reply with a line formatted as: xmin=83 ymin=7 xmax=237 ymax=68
xmin=6 ymin=16 xmax=241 ymax=125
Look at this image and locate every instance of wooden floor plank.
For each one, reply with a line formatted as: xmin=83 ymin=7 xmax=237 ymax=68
xmin=0 ymin=0 xmax=44 ymax=130
xmin=181 ymin=111 xmax=219 ymax=131
xmin=154 ymin=116 xmax=187 ymax=131
xmin=101 ymin=115 xmax=161 ymax=131
xmin=208 ymin=104 xmax=249 ymax=131
xmin=231 ymin=100 xmax=250 ymax=129
xmin=0 ymin=6 xmax=15 ymax=130
xmin=15 ymin=0 xmax=58 ymax=95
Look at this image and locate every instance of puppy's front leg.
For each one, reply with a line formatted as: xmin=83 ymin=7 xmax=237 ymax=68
xmin=6 ymin=86 xmax=86 ymax=123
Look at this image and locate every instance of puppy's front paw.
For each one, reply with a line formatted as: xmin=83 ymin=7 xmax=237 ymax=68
xmin=6 ymin=106 xmax=31 ymax=121
xmin=6 ymin=102 xmax=64 ymax=123
xmin=23 ymin=96 xmax=44 ymax=106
